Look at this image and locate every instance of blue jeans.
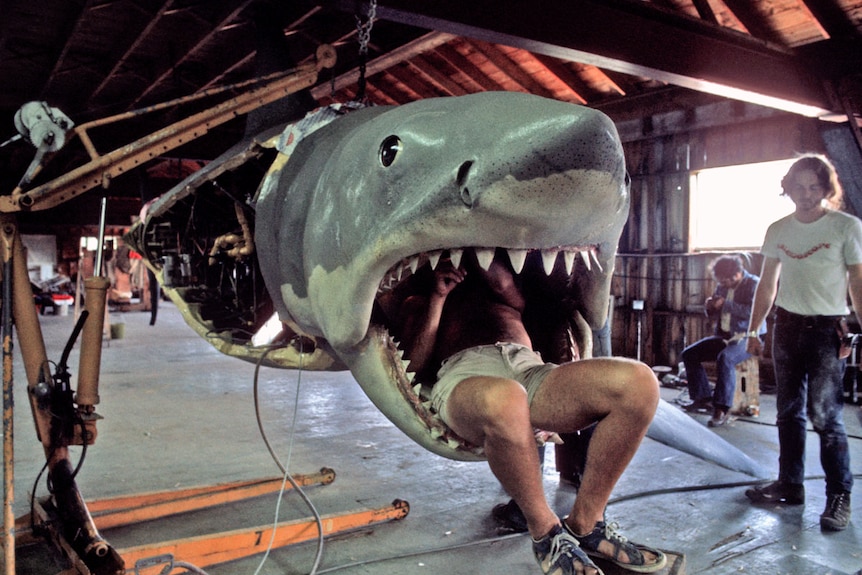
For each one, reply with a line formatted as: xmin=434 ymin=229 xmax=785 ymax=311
xmin=682 ymin=336 xmax=750 ymax=408
xmin=772 ymin=309 xmax=853 ymax=495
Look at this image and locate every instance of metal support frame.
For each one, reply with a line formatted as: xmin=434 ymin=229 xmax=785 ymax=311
xmin=16 ymin=471 xmax=408 ymax=573
xmin=0 ymin=44 xmax=336 ymax=214
xmin=2 ymin=218 xmax=16 ymax=575
xmin=1 ymin=43 xmax=411 ymax=574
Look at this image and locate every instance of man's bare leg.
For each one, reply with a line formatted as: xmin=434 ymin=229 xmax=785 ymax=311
xmin=531 ymin=357 xmax=661 ymax=565
xmin=444 ymin=376 xmax=562 ymax=540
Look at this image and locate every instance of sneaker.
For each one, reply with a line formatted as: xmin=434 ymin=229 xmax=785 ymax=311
xmin=820 ymin=491 xmax=851 ymax=531
xmin=532 ymin=524 xmax=602 ymax=575
xmin=745 ymin=481 xmax=804 ymax=505
xmin=491 ymin=499 xmax=528 ymax=533
xmin=707 ymin=407 xmax=729 ymax=427
xmin=565 ymin=520 xmax=666 ymax=573
xmin=683 ymin=397 xmax=713 ymax=413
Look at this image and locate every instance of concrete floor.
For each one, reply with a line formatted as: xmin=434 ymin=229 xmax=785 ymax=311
xmin=8 ymin=302 xmax=862 ymax=574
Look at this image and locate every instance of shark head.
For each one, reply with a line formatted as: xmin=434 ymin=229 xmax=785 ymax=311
xmin=128 ymin=92 xmax=766 ymax=475
xmin=255 ymin=92 xmax=630 ymax=459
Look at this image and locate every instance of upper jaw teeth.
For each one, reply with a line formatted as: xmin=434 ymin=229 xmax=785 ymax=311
xmin=378 ymin=246 xmax=601 ymax=293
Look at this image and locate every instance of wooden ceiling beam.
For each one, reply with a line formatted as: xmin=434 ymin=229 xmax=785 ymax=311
xmin=800 ymin=0 xmax=860 ymax=39
xmin=528 ymin=54 xmax=589 ymax=104
xmin=719 ymin=0 xmax=786 ymax=44
xmin=353 ymin=0 xmax=838 ymax=117
xmin=690 ymin=0 xmax=719 ymax=24
xmin=408 ymin=55 xmax=470 ymax=96
xmin=433 ymin=43 xmax=505 ymax=93
xmin=469 ymin=40 xmax=557 ymax=99
xmin=39 ymin=0 xmax=100 ymax=99
xmin=88 ymin=0 xmax=178 ymax=104
xmin=385 ymin=63 xmax=445 ymax=99
xmin=310 ymin=31 xmax=455 ymax=99
xmin=129 ymin=0 xmax=257 ymax=108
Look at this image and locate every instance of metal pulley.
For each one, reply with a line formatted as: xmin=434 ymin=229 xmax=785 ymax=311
xmin=13 ymin=101 xmax=74 ymax=152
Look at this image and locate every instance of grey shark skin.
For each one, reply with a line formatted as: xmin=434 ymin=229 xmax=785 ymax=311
xmin=255 ymin=92 xmax=629 ymax=459
xmin=650 ymin=400 xmax=770 ymax=477
xmin=129 ymin=91 xmax=768 ymax=474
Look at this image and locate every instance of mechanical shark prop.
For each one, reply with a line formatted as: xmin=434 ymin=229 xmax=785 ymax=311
xmin=127 ymin=91 xmax=767 ymax=476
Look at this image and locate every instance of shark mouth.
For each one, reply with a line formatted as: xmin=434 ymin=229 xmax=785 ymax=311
xmin=379 ymin=246 xmax=602 ymax=288
xmin=351 ymin=243 xmax=606 ymax=460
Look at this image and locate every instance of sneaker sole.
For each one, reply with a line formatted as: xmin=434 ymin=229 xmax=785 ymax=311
xmin=745 ymin=489 xmax=804 ymax=505
xmin=584 ymin=549 xmax=668 ymax=574
xmin=820 ymin=518 xmax=849 ymax=531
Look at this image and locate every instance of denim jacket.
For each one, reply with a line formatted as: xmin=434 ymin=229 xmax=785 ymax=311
xmin=712 ymin=270 xmax=764 ymax=339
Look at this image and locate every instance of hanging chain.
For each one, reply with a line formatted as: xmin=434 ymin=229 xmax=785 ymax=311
xmin=354 ymin=0 xmax=377 ymax=102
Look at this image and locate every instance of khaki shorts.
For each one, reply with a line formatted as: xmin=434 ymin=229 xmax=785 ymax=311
xmin=430 ymin=343 xmax=557 ymax=426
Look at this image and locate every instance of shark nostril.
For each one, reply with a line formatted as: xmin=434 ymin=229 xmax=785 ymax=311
xmin=457 ymin=160 xmax=474 ymax=206
xmin=460 ymin=187 xmax=472 ymax=206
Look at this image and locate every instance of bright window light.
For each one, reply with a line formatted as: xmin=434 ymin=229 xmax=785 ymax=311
xmin=689 ymin=159 xmax=797 ymax=251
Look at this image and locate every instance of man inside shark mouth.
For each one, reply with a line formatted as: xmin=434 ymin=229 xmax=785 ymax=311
xmin=384 ymin=247 xmax=666 ymax=574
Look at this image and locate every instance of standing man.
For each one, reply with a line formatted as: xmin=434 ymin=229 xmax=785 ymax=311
xmin=400 ymin=252 xmax=666 ymax=574
xmin=745 ymin=154 xmax=860 ymax=531
xmin=681 ymin=255 xmax=765 ymax=427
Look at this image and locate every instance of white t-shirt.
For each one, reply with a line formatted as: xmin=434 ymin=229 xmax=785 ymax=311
xmin=762 ymin=210 xmax=862 ymax=316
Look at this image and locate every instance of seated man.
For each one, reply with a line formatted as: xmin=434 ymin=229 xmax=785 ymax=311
xmin=399 ymin=252 xmax=666 ymax=575
xmin=681 ymin=255 xmax=764 ymax=427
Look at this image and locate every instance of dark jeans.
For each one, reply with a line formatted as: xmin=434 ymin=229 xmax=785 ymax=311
xmin=772 ymin=308 xmax=853 ymax=495
xmin=682 ymin=336 xmax=750 ymax=408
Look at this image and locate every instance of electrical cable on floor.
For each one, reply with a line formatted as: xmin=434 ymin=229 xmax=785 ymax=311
xmin=312 ymin=531 xmax=526 ymax=574
xmin=308 ymin=397 xmax=862 ymax=573
xmin=733 ymin=415 xmax=862 ymax=442
xmin=252 ymin=341 xmax=325 ymax=575
xmin=309 ymin=470 xmax=862 ymax=573
xmin=171 ymin=560 xmax=210 ymax=575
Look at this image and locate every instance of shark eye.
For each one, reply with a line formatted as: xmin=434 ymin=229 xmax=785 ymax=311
xmin=379 ymin=135 xmax=402 ymax=167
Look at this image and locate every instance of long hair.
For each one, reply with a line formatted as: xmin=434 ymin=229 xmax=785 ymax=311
xmin=780 ymin=153 xmax=844 ymax=210
xmin=710 ymin=255 xmax=743 ymax=280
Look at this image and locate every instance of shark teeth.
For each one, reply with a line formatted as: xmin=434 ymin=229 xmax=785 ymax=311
xmin=377 ymin=246 xmax=601 ymax=293
xmin=508 ymin=249 xmax=528 ymax=273
xmin=428 ymin=251 xmax=442 ymax=270
xmin=449 ymin=248 xmax=463 ymax=269
xmin=541 ymin=249 xmax=558 ymax=275
xmin=564 ymin=251 xmax=575 ymax=275
xmin=475 ymin=248 xmax=495 ymax=271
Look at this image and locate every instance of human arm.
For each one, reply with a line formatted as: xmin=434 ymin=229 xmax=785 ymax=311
xmin=474 ymin=259 xmax=525 ymax=311
xmin=746 ymin=256 xmax=780 ymax=355
xmin=399 ymin=266 xmax=466 ymax=373
xmin=704 ymin=293 xmax=725 ymax=316
xmin=846 ymin=263 xmax=862 ymax=328
xmin=724 ymin=275 xmax=761 ymax=333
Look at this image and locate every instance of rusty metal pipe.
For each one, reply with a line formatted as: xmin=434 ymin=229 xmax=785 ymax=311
xmin=2 ymin=222 xmax=16 ymax=575
xmin=49 ymin=456 xmax=124 ymax=571
xmin=76 ymin=276 xmax=109 ymax=410
xmin=6 ymin=218 xmax=53 ymax=447
xmin=3 ymin=216 xmax=121 ymax=572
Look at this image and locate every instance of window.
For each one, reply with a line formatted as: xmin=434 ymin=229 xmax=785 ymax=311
xmin=689 ymin=159 xmax=797 ymax=251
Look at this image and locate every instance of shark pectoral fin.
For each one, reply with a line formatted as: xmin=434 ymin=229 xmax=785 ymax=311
xmin=647 ymin=399 xmax=771 ymax=478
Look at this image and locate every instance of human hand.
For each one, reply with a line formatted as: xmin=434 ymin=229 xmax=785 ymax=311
xmin=746 ymin=336 xmax=762 ymax=356
xmin=706 ymin=296 xmax=725 ymax=311
xmin=432 ymin=265 xmax=466 ymax=297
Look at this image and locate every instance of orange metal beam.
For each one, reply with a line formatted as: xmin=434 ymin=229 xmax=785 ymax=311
xmin=0 ymin=44 xmax=336 ymax=214
xmin=118 ymin=500 xmax=410 ymax=571
xmin=87 ymin=470 xmax=336 ymax=530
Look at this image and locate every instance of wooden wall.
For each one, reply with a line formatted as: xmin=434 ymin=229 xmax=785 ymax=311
xmin=607 ymin=102 xmax=831 ymax=366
